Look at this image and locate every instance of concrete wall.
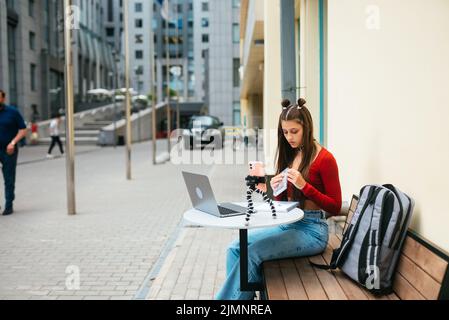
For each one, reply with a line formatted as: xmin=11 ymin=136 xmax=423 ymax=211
xmin=327 ymin=0 xmax=449 ymax=251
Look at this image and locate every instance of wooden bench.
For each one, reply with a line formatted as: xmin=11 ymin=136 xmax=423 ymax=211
xmin=261 ymin=195 xmax=449 ymax=300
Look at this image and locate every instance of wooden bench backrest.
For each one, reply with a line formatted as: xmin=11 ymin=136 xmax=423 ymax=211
xmin=343 ymin=195 xmax=449 ymax=300
xmin=342 ymin=195 xmax=359 ymax=235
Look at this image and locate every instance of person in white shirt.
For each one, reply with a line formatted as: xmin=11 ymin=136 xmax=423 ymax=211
xmin=47 ymin=113 xmax=64 ymax=158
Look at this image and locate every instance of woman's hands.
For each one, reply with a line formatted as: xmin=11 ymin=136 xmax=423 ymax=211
xmin=270 ymin=169 xmax=307 ymax=191
xmin=287 ymin=169 xmax=307 ymax=190
xmin=270 ymin=173 xmax=284 ymax=191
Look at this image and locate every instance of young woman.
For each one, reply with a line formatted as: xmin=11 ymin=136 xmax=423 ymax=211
xmin=215 ymin=98 xmax=342 ymax=300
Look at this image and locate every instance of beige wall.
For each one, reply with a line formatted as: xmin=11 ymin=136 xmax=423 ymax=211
xmin=298 ymin=0 xmax=321 ymax=141
xmin=241 ymin=94 xmax=263 ymax=129
xmin=263 ymin=0 xmax=282 ymax=174
xmin=327 ymin=0 xmax=449 ymax=251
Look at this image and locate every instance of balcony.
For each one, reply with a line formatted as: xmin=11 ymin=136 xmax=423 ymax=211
xmin=240 ymin=0 xmax=264 ymax=97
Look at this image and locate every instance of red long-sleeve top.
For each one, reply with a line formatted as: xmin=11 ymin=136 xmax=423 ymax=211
xmin=274 ymin=147 xmax=342 ymax=216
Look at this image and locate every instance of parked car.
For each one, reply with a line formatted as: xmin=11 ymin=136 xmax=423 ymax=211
xmin=183 ymin=115 xmax=225 ymax=149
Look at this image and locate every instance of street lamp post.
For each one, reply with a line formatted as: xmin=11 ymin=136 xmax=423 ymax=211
xmin=124 ymin=0 xmax=132 ymax=180
xmin=63 ymin=0 xmax=76 ymax=215
xmin=134 ymin=67 xmax=142 ymax=142
xmin=165 ymin=2 xmax=171 ymax=159
xmin=109 ymin=69 xmax=117 ymax=148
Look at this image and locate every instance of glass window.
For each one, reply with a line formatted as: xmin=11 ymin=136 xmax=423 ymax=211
xmin=135 ymin=34 xmax=143 ymax=43
xmin=106 ymin=28 xmax=115 ymax=37
xmin=201 ymin=2 xmax=209 ymax=12
xmin=188 ymin=116 xmax=214 ymax=128
xmin=232 ymin=23 xmax=240 ymax=43
xmin=201 ymin=18 xmax=209 ymax=28
xmin=7 ymin=24 xmax=18 ymax=105
xmin=29 ymin=32 xmax=36 ymax=50
xmin=135 ymin=19 xmax=143 ymax=28
xmin=233 ymin=58 xmax=240 ymax=87
xmin=233 ymin=102 xmax=241 ymax=126
xmin=29 ymin=0 xmax=35 ymax=17
xmin=233 ymin=0 xmax=241 ymax=8
xmin=202 ymin=34 xmax=209 ymax=43
xmin=135 ymin=3 xmax=142 ymax=12
xmin=135 ymin=50 xmax=143 ymax=59
xmin=31 ymin=64 xmax=37 ymax=91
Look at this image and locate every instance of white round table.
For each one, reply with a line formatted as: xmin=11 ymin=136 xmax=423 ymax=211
xmin=183 ymin=207 xmax=304 ymax=230
xmin=183 ymin=205 xmax=304 ymax=292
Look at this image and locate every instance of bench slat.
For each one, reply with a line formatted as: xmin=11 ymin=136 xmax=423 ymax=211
xmin=401 ymin=236 xmax=448 ymax=284
xmin=264 ymin=261 xmax=289 ymax=300
xmin=321 ymin=244 xmax=370 ymax=300
xmin=278 ymin=259 xmax=308 ymax=300
xmin=327 ymin=234 xmax=391 ymax=300
xmin=294 ymin=258 xmax=328 ymax=300
xmin=393 ymin=273 xmax=426 ymax=300
xmin=388 ymin=293 xmax=400 ymax=300
xmin=396 ymin=254 xmax=441 ymax=300
xmin=308 ymin=255 xmax=348 ymax=300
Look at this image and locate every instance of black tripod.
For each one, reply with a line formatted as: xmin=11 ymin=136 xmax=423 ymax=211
xmin=244 ymin=175 xmax=277 ymax=226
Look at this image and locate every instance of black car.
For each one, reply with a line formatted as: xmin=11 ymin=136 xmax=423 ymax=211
xmin=184 ymin=115 xmax=225 ymax=149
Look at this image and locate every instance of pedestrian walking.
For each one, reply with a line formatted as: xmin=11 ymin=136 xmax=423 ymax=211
xmin=47 ymin=113 xmax=64 ymax=158
xmin=0 ymin=90 xmax=28 ymax=215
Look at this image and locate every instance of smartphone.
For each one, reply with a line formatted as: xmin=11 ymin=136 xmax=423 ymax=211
xmin=249 ymin=161 xmax=267 ymax=192
xmin=249 ymin=161 xmax=265 ymax=177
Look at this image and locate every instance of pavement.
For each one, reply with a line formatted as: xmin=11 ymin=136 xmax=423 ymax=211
xmin=0 ymin=140 xmax=261 ymax=300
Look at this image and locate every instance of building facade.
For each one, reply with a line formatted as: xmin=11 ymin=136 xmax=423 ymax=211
xmin=194 ymin=0 xmax=242 ymax=126
xmin=0 ymin=0 xmax=65 ymax=121
xmin=0 ymin=0 xmax=120 ymax=121
xmin=71 ymin=0 xmax=118 ymax=107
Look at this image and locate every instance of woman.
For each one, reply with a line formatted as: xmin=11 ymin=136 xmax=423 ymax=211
xmin=215 ymin=98 xmax=342 ymax=300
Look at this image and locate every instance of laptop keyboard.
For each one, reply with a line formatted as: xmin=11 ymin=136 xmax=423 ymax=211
xmin=218 ymin=206 xmax=238 ymax=215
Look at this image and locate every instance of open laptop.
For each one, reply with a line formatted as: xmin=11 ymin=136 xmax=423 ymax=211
xmin=182 ymin=171 xmax=247 ymax=217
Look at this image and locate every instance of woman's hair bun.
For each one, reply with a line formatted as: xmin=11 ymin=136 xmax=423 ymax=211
xmin=297 ymin=98 xmax=307 ymax=107
xmin=281 ymin=99 xmax=291 ymax=109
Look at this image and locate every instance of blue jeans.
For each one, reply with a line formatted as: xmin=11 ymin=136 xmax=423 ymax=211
xmin=0 ymin=148 xmax=18 ymax=209
xmin=215 ymin=210 xmax=329 ymax=300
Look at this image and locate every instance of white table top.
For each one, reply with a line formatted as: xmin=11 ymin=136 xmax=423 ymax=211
xmin=183 ymin=204 xmax=304 ymax=230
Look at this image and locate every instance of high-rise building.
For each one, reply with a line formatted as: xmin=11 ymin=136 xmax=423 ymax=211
xmin=71 ymin=0 xmax=119 ymax=106
xmin=0 ymin=0 xmax=120 ymax=121
xmin=0 ymin=0 xmax=65 ymax=121
xmin=153 ymin=0 xmax=195 ymax=103
xmin=193 ymin=0 xmax=242 ymax=126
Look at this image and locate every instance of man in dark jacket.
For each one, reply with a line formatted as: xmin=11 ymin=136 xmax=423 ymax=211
xmin=0 ymin=90 xmax=27 ymax=215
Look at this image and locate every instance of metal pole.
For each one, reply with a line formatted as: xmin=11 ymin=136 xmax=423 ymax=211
xmin=137 ymin=73 xmax=142 ymax=142
xmin=150 ymin=24 xmax=157 ymax=165
xmin=115 ymin=55 xmax=120 ymax=148
xmin=256 ymin=128 xmax=259 ymax=161
xmin=166 ymin=0 xmax=171 ymax=156
xmin=124 ymin=0 xmax=132 ymax=180
xmin=113 ymin=93 xmax=117 ymax=148
xmin=175 ymin=4 xmax=180 ymax=130
xmin=63 ymin=0 xmax=76 ymax=215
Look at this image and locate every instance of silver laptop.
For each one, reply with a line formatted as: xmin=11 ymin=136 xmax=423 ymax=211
xmin=182 ymin=171 xmax=247 ymax=217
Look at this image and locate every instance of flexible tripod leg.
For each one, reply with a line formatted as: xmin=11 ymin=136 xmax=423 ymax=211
xmin=245 ymin=187 xmax=255 ymax=226
xmin=255 ymin=189 xmax=277 ymax=219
